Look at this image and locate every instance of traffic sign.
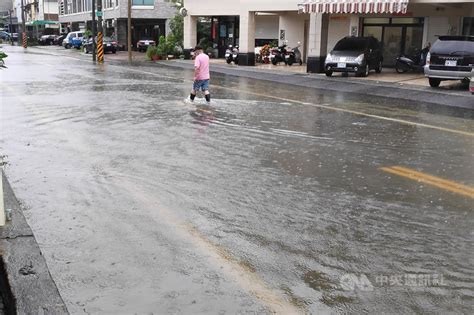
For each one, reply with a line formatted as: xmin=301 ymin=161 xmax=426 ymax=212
xmin=96 ymin=11 xmax=103 ymax=17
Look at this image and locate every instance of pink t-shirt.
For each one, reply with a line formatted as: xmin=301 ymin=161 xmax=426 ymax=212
xmin=194 ymin=53 xmax=210 ymax=80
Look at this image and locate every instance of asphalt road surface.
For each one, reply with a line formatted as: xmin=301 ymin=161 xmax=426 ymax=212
xmin=1 ymin=46 xmax=473 ymax=314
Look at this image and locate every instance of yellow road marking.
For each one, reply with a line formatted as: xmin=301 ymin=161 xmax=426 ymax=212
xmin=381 ymin=166 xmax=474 ymax=199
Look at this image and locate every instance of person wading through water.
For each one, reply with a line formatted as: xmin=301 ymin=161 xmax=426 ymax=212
xmin=190 ymin=46 xmax=211 ymax=103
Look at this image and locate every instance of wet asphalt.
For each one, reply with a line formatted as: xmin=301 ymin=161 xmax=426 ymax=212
xmin=1 ymin=45 xmax=473 ymax=314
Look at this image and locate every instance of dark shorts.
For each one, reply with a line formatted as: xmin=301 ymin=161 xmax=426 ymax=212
xmin=193 ymin=79 xmax=210 ymax=92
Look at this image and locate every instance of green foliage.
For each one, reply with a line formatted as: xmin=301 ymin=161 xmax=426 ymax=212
xmin=0 ymin=51 xmax=7 ymax=59
xmin=83 ymin=29 xmax=92 ymax=39
xmin=169 ymin=13 xmax=183 ymax=49
xmin=145 ymin=45 xmax=158 ymax=60
xmin=156 ymin=35 xmax=177 ymax=57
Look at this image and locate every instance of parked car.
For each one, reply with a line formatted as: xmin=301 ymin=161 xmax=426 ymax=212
xmin=0 ymin=31 xmax=11 ymax=41
xmin=39 ymin=35 xmax=57 ymax=45
xmin=325 ymin=36 xmax=383 ymax=77
xmin=83 ymin=36 xmax=118 ymax=54
xmin=137 ymin=38 xmax=156 ymax=52
xmin=424 ymin=35 xmax=474 ymax=87
xmin=62 ymin=31 xmax=83 ymax=49
xmin=55 ymin=34 xmax=67 ymax=45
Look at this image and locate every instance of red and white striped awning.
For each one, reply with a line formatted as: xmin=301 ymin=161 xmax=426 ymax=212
xmin=298 ymin=0 xmax=409 ymax=14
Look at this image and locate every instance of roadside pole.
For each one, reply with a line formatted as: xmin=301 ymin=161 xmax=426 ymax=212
xmin=92 ymin=0 xmax=97 ymax=62
xmin=9 ymin=9 xmax=14 ymax=45
xmin=20 ymin=0 xmax=27 ymax=48
xmin=97 ymin=1 xmax=104 ymax=63
xmin=127 ymin=0 xmax=132 ymax=63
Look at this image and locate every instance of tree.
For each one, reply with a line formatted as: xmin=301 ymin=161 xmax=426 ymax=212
xmin=169 ymin=13 xmax=183 ymax=50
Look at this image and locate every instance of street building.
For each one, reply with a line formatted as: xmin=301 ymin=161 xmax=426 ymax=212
xmin=182 ymin=0 xmax=474 ymax=71
xmin=20 ymin=0 xmax=60 ymax=36
xmin=57 ymin=0 xmax=177 ymax=50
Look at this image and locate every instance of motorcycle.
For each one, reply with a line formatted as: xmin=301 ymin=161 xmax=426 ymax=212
xmin=270 ymin=44 xmax=288 ymax=65
xmin=285 ymin=42 xmax=303 ymax=66
xmin=0 ymin=51 xmax=7 ymax=69
xmin=395 ymin=47 xmax=429 ymax=73
xmin=225 ymin=45 xmax=239 ymax=64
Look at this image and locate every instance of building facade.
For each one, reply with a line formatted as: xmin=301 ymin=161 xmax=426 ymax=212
xmin=58 ymin=0 xmax=176 ymax=49
xmin=183 ymin=0 xmax=474 ymax=71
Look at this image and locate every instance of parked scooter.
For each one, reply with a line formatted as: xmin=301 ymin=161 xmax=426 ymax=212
xmin=286 ymin=42 xmax=303 ymax=66
xmin=395 ymin=44 xmax=430 ymax=73
xmin=270 ymin=44 xmax=288 ymax=65
xmin=225 ymin=45 xmax=239 ymax=64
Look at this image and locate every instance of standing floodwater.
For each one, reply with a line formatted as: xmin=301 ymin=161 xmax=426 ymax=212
xmin=1 ymin=46 xmax=473 ymax=314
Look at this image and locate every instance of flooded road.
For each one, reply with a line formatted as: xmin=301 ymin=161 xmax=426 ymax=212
xmin=1 ymin=46 xmax=473 ymax=314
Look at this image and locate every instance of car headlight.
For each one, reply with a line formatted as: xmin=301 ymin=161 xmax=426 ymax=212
xmin=355 ymin=54 xmax=365 ymax=64
xmin=326 ymin=53 xmax=336 ymax=63
xmin=426 ymin=52 xmax=431 ymax=65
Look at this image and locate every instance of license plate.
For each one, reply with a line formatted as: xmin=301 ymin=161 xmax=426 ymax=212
xmin=107 ymin=44 xmax=111 ymax=47
xmin=285 ymin=55 xmax=290 ymax=59
xmin=337 ymin=62 xmax=346 ymax=68
xmin=445 ymin=60 xmax=457 ymax=66
xmin=233 ymin=54 xmax=237 ymax=58
xmin=225 ymin=54 xmax=230 ymax=57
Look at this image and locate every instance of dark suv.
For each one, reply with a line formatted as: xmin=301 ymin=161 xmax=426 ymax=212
xmin=325 ymin=36 xmax=383 ymax=77
xmin=424 ymin=36 xmax=474 ymax=87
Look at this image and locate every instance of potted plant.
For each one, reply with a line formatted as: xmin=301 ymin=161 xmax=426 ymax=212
xmin=146 ymin=45 xmax=159 ymax=61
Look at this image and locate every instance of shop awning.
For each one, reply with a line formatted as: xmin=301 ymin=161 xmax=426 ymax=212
xmin=298 ymin=0 xmax=409 ymax=14
xmin=26 ymin=20 xmax=60 ymax=26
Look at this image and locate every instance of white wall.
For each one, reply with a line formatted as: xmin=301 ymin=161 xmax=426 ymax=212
xmin=327 ymin=16 xmax=350 ymax=53
xmin=255 ymin=14 xmax=278 ymax=39
xmin=278 ymin=12 xmax=305 ymax=48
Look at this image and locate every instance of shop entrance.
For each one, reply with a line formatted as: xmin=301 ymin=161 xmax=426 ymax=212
xmin=211 ymin=16 xmax=239 ymax=58
xmin=363 ymin=18 xmax=424 ymax=67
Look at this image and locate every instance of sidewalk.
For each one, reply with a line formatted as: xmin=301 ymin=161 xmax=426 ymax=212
xmin=0 ymin=171 xmax=68 ymax=314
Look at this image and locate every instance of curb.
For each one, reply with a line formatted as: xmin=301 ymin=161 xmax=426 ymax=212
xmin=0 ymin=172 xmax=68 ymax=314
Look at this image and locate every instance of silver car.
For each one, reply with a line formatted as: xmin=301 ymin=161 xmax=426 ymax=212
xmin=424 ymin=36 xmax=474 ymax=87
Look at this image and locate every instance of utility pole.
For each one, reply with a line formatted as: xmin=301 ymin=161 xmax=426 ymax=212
xmin=97 ymin=0 xmax=103 ymax=63
xmin=21 ymin=0 xmax=27 ymax=48
xmin=92 ymin=0 xmax=96 ymax=62
xmin=9 ymin=9 xmax=13 ymax=45
xmin=127 ymin=0 xmax=132 ymax=62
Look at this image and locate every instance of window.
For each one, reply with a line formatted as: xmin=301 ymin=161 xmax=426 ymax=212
xmin=132 ymin=0 xmax=154 ymax=5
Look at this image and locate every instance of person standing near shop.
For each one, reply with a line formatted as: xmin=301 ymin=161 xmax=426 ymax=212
xmin=190 ymin=46 xmax=211 ymax=103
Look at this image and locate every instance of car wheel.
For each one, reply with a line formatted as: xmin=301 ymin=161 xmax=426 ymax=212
xmin=395 ymin=60 xmax=409 ymax=73
xmin=375 ymin=61 xmax=382 ymax=73
xmin=429 ymin=78 xmax=441 ymax=87
xmin=325 ymin=71 xmax=332 ymax=77
xmin=460 ymin=79 xmax=469 ymax=88
xmin=361 ymin=64 xmax=369 ymax=77
xmin=65 ymin=44 xmax=70 ymax=49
